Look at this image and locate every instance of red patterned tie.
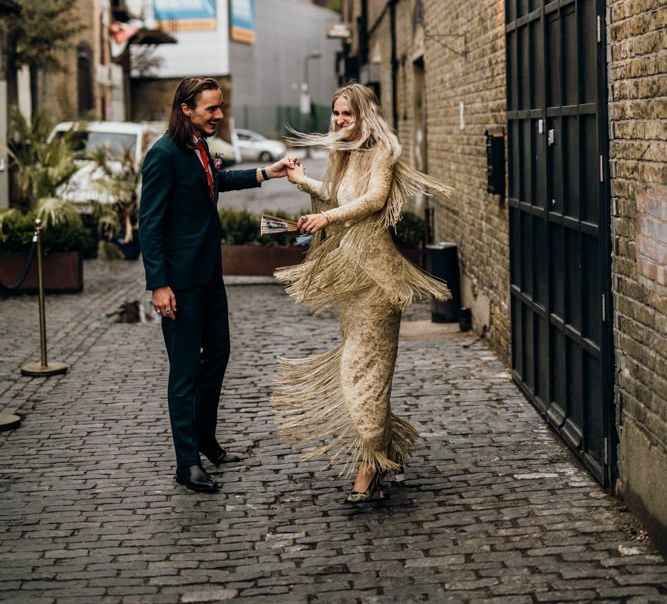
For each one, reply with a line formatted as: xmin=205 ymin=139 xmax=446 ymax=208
xmin=196 ymin=139 xmax=214 ymax=200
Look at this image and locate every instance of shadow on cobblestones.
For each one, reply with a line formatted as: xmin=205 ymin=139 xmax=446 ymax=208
xmin=0 ymin=261 xmax=665 ymax=603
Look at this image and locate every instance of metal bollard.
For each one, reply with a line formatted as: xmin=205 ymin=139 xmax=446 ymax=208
xmin=20 ymin=218 xmax=69 ymax=378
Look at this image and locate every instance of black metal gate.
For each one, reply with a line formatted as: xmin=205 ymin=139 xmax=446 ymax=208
xmin=505 ymin=0 xmax=615 ymax=486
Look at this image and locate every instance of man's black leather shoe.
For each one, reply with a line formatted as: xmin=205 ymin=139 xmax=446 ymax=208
xmin=176 ymin=464 xmax=219 ymax=493
xmin=200 ymin=443 xmax=240 ymax=466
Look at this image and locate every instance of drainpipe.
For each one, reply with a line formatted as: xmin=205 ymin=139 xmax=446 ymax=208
xmin=389 ymin=0 xmax=398 ymax=131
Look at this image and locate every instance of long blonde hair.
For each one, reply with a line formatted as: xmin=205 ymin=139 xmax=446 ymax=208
xmin=290 ymin=83 xmax=452 ymax=228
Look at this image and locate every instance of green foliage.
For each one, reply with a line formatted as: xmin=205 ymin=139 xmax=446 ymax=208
xmin=218 ymin=208 xmax=301 ymax=246
xmin=218 ymin=208 xmax=259 ymax=245
xmin=325 ymin=0 xmax=342 ymax=14
xmin=0 ymin=206 xmax=88 ymax=253
xmin=91 ymin=147 xmax=141 ymax=243
xmin=392 ymin=210 xmax=426 ymax=248
xmin=7 ymin=0 xmax=80 ymax=71
xmin=8 ymin=107 xmax=80 ymax=208
xmin=216 ymin=208 xmax=425 ymax=248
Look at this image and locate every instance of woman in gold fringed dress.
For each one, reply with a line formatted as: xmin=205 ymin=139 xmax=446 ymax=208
xmin=270 ymin=84 xmax=453 ymax=503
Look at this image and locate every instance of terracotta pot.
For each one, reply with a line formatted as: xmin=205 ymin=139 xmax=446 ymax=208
xmin=0 ymin=251 xmax=83 ymax=294
xmin=222 ymin=245 xmax=306 ymax=276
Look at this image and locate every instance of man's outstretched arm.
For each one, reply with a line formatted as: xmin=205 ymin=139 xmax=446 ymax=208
xmin=217 ymin=156 xmax=297 ymax=192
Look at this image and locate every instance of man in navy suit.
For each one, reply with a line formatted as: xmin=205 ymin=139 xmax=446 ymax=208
xmin=140 ymin=77 xmax=296 ymax=493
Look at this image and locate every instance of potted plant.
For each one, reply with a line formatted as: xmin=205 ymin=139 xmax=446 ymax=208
xmin=92 ymin=147 xmax=141 ymax=260
xmin=0 ymin=198 xmax=89 ymax=294
xmin=391 ymin=210 xmax=426 ymax=266
xmin=0 ymin=109 xmax=88 ymax=293
xmin=7 ymin=107 xmax=80 ymax=211
xmin=219 ymin=208 xmax=307 ymax=276
xmin=217 ymin=208 xmax=427 ymax=276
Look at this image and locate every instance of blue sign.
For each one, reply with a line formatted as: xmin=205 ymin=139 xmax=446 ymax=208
xmin=153 ymin=0 xmax=217 ymax=31
xmin=230 ymin=0 xmax=256 ymax=44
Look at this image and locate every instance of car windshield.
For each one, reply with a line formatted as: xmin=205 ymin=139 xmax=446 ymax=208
xmin=57 ymin=130 xmax=138 ymax=160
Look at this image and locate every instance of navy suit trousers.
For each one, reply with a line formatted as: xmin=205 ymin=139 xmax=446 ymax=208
xmin=161 ymin=278 xmax=230 ymax=467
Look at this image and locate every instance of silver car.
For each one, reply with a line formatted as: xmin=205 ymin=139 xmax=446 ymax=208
xmin=234 ymin=128 xmax=286 ymax=162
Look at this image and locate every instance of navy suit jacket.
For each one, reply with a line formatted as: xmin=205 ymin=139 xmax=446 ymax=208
xmin=139 ymin=133 xmax=260 ymax=290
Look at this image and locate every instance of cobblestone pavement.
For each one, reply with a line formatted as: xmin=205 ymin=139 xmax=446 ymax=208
xmin=0 ymin=261 xmax=666 ymax=603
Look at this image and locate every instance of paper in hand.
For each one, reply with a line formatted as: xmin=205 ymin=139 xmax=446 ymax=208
xmin=260 ymin=214 xmax=298 ymax=235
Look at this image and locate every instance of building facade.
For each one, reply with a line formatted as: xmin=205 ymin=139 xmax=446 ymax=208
xmin=0 ymin=0 xmax=22 ymax=208
xmin=229 ymin=0 xmax=341 ymax=137
xmin=607 ymin=0 xmax=666 ymax=550
xmin=129 ymin=0 xmax=231 ymax=129
xmin=41 ymin=0 xmax=125 ymax=122
xmin=340 ymin=0 xmax=666 ymax=552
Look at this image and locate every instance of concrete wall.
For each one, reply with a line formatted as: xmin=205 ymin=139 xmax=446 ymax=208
xmin=607 ymin=0 xmax=667 ymax=552
xmin=229 ymin=0 xmax=341 ymax=136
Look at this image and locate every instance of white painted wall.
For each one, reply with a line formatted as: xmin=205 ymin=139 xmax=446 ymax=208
xmin=133 ymin=0 xmax=230 ymax=77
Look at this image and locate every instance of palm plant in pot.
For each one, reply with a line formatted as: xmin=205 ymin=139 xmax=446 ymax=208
xmin=1 ymin=109 xmax=88 ymax=293
xmin=8 ymin=107 xmax=80 ymax=209
xmin=91 ymin=147 xmax=141 ymax=260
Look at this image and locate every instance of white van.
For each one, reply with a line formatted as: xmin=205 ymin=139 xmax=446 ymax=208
xmin=50 ymin=121 xmax=160 ymax=210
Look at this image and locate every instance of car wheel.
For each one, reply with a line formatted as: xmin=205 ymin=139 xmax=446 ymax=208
xmin=258 ymin=151 xmax=273 ymax=163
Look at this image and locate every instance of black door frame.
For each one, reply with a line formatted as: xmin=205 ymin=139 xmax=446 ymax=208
xmin=505 ymin=0 xmax=617 ymax=489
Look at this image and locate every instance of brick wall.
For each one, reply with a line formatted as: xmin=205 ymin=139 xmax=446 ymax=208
xmin=607 ymin=0 xmax=667 ymax=549
xmin=422 ymin=0 xmax=509 ymax=359
xmin=43 ymin=0 xmax=102 ymax=121
xmin=361 ymin=1 xmax=510 ymax=359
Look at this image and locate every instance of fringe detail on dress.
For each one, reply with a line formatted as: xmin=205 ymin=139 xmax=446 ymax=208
xmin=376 ymin=160 xmax=455 ymax=231
xmin=275 ymin=226 xmax=451 ymax=316
xmin=271 ymin=345 xmax=418 ymax=476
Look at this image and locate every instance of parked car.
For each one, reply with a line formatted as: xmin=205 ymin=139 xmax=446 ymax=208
xmin=207 ymin=135 xmax=241 ymax=167
xmin=234 ymin=128 xmax=286 ymax=162
xmin=50 ymin=121 xmax=160 ymax=209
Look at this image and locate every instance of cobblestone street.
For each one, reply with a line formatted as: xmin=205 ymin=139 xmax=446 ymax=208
xmin=0 ymin=261 xmax=665 ymax=603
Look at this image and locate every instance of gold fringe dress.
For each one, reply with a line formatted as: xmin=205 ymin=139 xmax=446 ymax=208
xmin=271 ymin=149 xmax=451 ymax=475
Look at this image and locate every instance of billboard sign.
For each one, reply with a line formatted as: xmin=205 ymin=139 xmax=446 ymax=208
xmin=139 ymin=0 xmax=230 ymax=78
xmin=153 ymin=0 xmax=217 ymax=32
xmin=230 ymin=0 xmax=255 ymax=44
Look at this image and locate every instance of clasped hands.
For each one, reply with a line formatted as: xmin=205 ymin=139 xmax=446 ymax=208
xmin=263 ymin=155 xmax=299 ymax=179
xmin=285 ymin=161 xmax=328 ymax=234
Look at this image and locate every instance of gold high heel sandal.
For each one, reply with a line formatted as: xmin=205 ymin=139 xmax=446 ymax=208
xmin=345 ymin=470 xmax=384 ymax=503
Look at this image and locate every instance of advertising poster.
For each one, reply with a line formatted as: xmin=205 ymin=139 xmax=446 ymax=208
xmin=230 ymin=0 xmax=256 ymax=44
xmin=153 ymin=0 xmax=217 ymax=32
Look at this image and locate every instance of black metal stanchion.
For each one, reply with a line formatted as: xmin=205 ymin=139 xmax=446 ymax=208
xmin=20 ymin=218 xmax=68 ymax=377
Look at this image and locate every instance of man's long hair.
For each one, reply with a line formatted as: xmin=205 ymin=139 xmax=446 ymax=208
xmin=167 ymin=76 xmax=221 ymax=149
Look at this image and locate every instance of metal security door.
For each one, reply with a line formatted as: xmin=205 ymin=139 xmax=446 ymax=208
xmin=506 ymin=0 xmax=614 ymax=486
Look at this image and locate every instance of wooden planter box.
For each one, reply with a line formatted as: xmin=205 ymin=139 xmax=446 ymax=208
xmin=222 ymin=245 xmax=307 ymax=276
xmin=221 ymin=245 xmax=423 ymax=276
xmin=0 ymin=251 xmax=83 ymax=294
